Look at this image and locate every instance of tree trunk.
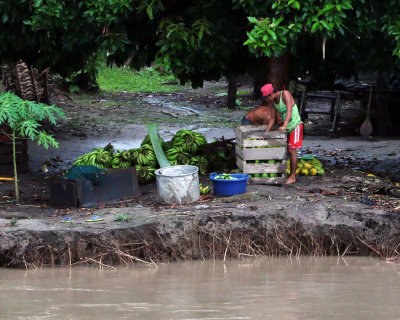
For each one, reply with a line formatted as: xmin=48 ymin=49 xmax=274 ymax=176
xmin=261 ymin=54 xmax=290 ymax=91
xmin=12 ymin=129 xmax=20 ymax=203
xmin=226 ymin=77 xmax=237 ymax=109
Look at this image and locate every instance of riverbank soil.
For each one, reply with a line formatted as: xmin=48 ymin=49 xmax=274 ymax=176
xmin=0 ymin=81 xmax=400 ymax=268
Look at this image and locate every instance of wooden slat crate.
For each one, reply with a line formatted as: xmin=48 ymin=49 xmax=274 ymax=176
xmin=0 ymin=140 xmax=29 ymax=175
xmin=235 ymin=125 xmax=287 ymax=185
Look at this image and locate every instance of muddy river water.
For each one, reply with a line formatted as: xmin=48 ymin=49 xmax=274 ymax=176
xmin=1 ymin=257 xmax=399 ymax=320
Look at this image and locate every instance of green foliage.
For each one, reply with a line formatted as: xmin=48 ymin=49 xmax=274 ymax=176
xmin=1 ymin=0 xmax=400 ymax=91
xmin=0 ymin=92 xmax=65 ymax=148
xmin=96 ymin=64 xmax=186 ymax=93
xmin=389 ymin=22 xmax=400 ymax=58
xmin=10 ymin=217 xmax=18 ymax=226
xmin=0 ymin=0 xmax=136 ymax=88
xmin=244 ymin=16 xmax=300 ymax=58
xmin=244 ymin=0 xmax=353 ymax=58
xmin=0 ymin=92 xmax=65 ymax=203
xmin=114 ymin=213 xmax=132 ymax=222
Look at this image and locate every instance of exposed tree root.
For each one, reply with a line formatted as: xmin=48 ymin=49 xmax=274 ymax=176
xmin=1 ymin=220 xmax=399 ymax=269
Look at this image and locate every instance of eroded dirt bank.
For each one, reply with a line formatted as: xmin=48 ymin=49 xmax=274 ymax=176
xmin=1 ymin=168 xmax=399 ymax=268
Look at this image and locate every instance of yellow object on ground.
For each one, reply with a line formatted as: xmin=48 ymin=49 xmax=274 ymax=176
xmin=300 ymin=168 xmax=309 ymax=176
xmin=309 ymin=168 xmax=318 ymax=176
xmin=303 ymin=162 xmax=312 ymax=169
xmin=0 ymin=177 xmax=14 ymax=182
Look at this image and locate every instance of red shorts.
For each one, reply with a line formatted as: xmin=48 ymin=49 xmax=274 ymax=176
xmin=288 ymin=123 xmax=303 ymax=149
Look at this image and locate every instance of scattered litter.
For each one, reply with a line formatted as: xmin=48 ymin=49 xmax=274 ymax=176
xmin=85 ymin=215 xmax=104 ymax=222
xmin=60 ymin=217 xmax=74 ymax=223
xmin=195 ymin=204 xmax=210 ymax=209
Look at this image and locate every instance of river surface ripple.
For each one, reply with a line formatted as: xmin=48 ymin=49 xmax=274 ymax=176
xmin=0 ymin=257 xmax=399 ymax=320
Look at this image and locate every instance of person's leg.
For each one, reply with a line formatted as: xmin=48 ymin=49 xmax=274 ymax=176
xmin=286 ymin=148 xmax=297 ymax=184
xmin=286 ymin=124 xmax=303 ymax=184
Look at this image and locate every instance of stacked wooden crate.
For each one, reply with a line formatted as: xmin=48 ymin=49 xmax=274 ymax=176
xmin=235 ymin=125 xmax=287 ymax=185
xmin=0 ymin=134 xmax=29 ymax=175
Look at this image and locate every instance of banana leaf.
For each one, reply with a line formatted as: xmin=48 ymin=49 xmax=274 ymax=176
xmin=146 ymin=123 xmax=171 ymax=168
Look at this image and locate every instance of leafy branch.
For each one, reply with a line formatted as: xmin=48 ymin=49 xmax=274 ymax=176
xmin=0 ymin=92 xmax=65 ymax=203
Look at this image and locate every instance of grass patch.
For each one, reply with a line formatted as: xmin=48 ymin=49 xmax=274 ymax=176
xmin=96 ymin=64 xmax=188 ymax=93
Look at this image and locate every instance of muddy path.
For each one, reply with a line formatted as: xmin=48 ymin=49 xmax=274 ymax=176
xmin=0 ymin=81 xmax=400 ymax=267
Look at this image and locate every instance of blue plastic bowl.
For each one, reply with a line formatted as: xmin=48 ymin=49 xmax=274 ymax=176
xmin=209 ymin=173 xmax=250 ymax=196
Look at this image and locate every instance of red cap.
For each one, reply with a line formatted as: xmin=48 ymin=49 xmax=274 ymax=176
xmin=261 ymin=84 xmax=274 ymax=97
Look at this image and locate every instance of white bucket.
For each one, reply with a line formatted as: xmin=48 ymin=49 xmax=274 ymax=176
xmin=155 ymin=165 xmax=200 ymax=204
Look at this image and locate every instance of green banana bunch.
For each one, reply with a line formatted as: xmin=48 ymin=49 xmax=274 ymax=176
xmin=163 ymin=140 xmax=173 ymax=151
xmin=136 ymin=144 xmax=157 ymax=166
xmin=103 ymin=143 xmax=114 ymax=155
xmin=72 ymin=148 xmax=112 ymax=168
xmin=128 ymin=148 xmax=140 ymax=165
xmin=190 ymin=155 xmax=208 ymax=174
xmin=141 ymin=135 xmax=166 ymax=149
xmin=135 ymin=164 xmax=157 ymax=184
xmin=199 ymin=183 xmax=211 ymax=195
xmin=166 ymin=146 xmax=191 ymax=165
xmin=172 ymin=129 xmax=207 ymax=154
xmin=111 ymin=151 xmax=131 ymax=168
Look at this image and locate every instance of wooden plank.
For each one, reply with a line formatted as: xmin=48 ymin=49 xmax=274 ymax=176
xmin=248 ymin=176 xmax=285 ymax=185
xmin=238 ymin=146 xmax=287 ymax=161
xmin=235 ymin=125 xmax=286 ymax=140
xmin=306 ymin=93 xmax=337 ymax=99
xmin=236 ymin=156 xmax=243 ymax=171
xmin=241 ymin=163 xmax=286 ymax=174
xmin=0 ymin=163 xmax=29 ymax=175
xmin=240 ymin=138 xmax=287 ymax=148
xmin=234 ymin=127 xmax=243 ymax=146
xmin=236 ymin=157 xmax=286 ymax=173
xmin=0 ymin=141 xmax=28 ymax=154
xmin=243 ymin=131 xmax=286 ymax=140
xmin=0 ymin=153 xmax=29 ymax=164
xmin=305 ymin=111 xmax=332 ymax=115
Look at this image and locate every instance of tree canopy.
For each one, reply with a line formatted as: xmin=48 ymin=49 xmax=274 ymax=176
xmin=1 ymin=0 xmax=400 ymax=90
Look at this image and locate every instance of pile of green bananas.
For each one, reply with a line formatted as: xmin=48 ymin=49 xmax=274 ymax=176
xmin=171 ymin=129 xmax=207 ymax=154
xmin=130 ymin=144 xmax=157 ymax=166
xmin=141 ymin=135 xmax=166 ymax=150
xmin=135 ymin=164 xmax=157 ymax=184
xmin=72 ymin=148 xmax=112 ymax=168
xmin=166 ymin=146 xmax=192 ymax=166
xmin=111 ymin=150 xmax=131 ymax=168
xmin=164 ymin=130 xmax=209 ymax=173
xmin=190 ymin=155 xmax=208 ymax=174
xmin=71 ymin=129 xmax=211 ymax=185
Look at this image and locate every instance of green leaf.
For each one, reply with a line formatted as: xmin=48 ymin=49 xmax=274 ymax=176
xmin=311 ymin=21 xmax=320 ymax=33
xmin=248 ymin=17 xmax=259 ymax=24
xmin=146 ymin=5 xmax=153 ymax=20
xmin=267 ymin=29 xmax=277 ymax=40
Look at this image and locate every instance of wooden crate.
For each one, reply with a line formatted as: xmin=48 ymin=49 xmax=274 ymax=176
xmin=235 ymin=125 xmax=287 ymax=185
xmin=0 ymin=140 xmax=29 ymax=175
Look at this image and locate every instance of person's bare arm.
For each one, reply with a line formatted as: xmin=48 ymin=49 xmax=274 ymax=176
xmin=266 ymin=116 xmax=275 ymax=132
xmin=279 ymin=90 xmax=294 ymax=131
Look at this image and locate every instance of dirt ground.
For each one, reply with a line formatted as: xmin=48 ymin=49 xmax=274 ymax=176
xmin=1 ymin=80 xmax=400 ymax=267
